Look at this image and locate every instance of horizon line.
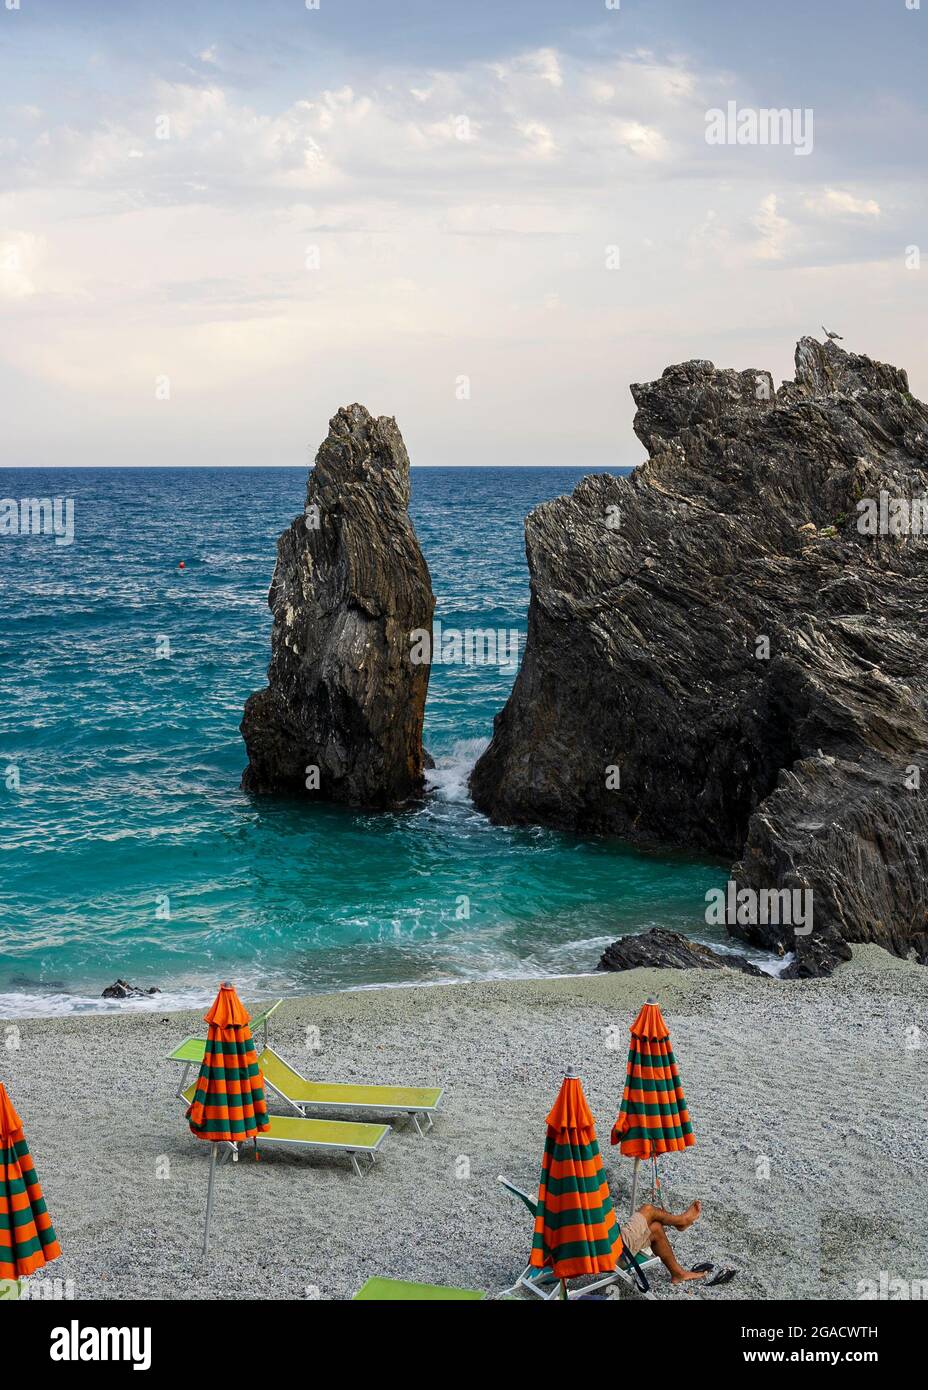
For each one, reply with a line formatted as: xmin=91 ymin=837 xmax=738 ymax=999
xmin=0 ymin=463 xmax=638 ymax=471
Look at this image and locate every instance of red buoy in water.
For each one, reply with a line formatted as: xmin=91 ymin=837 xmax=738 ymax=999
xmin=178 ymin=561 xmax=185 ymax=570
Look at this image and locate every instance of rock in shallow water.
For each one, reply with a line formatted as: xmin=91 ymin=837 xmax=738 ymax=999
xmin=597 ymin=929 xmax=763 ymax=976
xmin=470 ymin=338 xmax=928 ymax=977
xmin=102 ymin=980 xmax=161 ymax=999
xmin=241 ymin=404 xmax=434 ymax=807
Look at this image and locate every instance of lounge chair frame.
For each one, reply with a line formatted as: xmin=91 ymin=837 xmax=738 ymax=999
xmin=179 ymin=1083 xmax=389 ymax=1179
xmin=257 ymin=1046 xmax=443 ymax=1137
xmin=169 ymin=1000 xmax=282 ymax=1099
xmin=497 ymin=1175 xmax=658 ymax=1300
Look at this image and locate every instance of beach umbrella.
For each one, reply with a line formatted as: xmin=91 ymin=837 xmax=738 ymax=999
xmin=186 ymin=982 xmax=270 ymax=1256
xmin=0 ymin=1083 xmax=61 ymax=1282
xmin=530 ymin=1068 xmax=618 ymax=1299
xmin=611 ymin=997 xmax=694 ymax=1210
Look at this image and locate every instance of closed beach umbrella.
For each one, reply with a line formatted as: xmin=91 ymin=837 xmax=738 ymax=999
xmin=186 ymin=982 xmax=270 ymax=1255
xmin=611 ymin=997 xmax=694 ymax=1209
xmin=530 ymin=1069 xmax=618 ymax=1298
xmin=0 ymin=1083 xmax=61 ymax=1282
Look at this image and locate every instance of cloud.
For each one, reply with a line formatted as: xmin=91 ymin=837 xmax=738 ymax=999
xmin=804 ymin=188 xmax=881 ymax=219
xmin=513 ymin=48 xmax=564 ymax=88
xmin=0 ymin=37 xmax=924 ymax=466
xmin=516 ymin=119 xmax=557 ymax=158
xmin=686 ymin=194 xmax=794 ymax=268
xmin=0 ymin=231 xmax=44 ymax=298
xmin=1 ymin=49 xmax=708 ymax=205
xmin=613 ymin=121 xmax=668 ymax=160
xmin=752 ymin=193 xmax=791 ymax=261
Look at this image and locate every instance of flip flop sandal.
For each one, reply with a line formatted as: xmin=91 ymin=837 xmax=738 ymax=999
xmin=706 ymin=1267 xmax=737 ymax=1287
xmin=691 ymin=1262 xmax=714 ymax=1274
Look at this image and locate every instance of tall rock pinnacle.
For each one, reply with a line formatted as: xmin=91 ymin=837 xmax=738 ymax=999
xmin=241 ymin=404 xmax=434 ymax=807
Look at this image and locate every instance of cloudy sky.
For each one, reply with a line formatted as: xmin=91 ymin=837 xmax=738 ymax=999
xmin=1 ymin=0 xmax=925 ymax=467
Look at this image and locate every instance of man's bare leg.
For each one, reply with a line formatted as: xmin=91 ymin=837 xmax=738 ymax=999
xmin=646 ymin=1221 xmax=708 ymax=1285
xmin=638 ymin=1199 xmax=701 ymax=1231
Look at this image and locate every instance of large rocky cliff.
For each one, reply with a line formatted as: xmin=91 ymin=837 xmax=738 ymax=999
xmin=241 ymin=404 xmax=434 ymax=807
xmin=469 ymin=338 xmax=928 ymax=975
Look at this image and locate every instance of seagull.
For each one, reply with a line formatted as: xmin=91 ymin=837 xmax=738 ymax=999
xmin=822 ymin=325 xmax=844 ymax=341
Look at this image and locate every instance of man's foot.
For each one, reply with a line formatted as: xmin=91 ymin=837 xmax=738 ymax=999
xmin=678 ymin=1200 xmax=701 ymax=1229
xmin=671 ymin=1268 xmax=708 ymax=1284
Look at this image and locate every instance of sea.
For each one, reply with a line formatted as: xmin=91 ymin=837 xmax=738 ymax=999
xmin=0 ymin=466 xmax=753 ymax=1017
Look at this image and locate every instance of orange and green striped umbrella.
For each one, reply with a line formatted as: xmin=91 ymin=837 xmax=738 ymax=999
xmin=529 ymin=1070 xmax=618 ymax=1282
xmin=188 ymin=983 xmax=270 ymax=1257
xmin=187 ymin=982 xmax=270 ymax=1144
xmin=610 ymin=1000 xmax=695 ymax=1157
xmin=0 ymin=1083 xmax=61 ymax=1280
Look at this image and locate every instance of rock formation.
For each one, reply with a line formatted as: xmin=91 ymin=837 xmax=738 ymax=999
xmin=241 ymin=404 xmax=434 ymax=807
xmin=597 ymin=929 xmax=763 ymax=976
xmin=470 ymin=338 xmax=928 ymax=976
xmin=102 ymin=980 xmax=161 ymax=999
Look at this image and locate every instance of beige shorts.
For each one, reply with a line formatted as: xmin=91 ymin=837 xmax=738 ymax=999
xmin=619 ymin=1210 xmax=651 ymax=1257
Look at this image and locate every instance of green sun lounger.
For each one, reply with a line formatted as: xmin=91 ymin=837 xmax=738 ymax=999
xmin=179 ymin=1082 xmax=390 ymax=1178
xmin=354 ymin=1277 xmax=484 ymax=1301
xmin=168 ymin=1000 xmax=282 ymax=1096
xmin=257 ymin=1046 xmax=443 ymax=1136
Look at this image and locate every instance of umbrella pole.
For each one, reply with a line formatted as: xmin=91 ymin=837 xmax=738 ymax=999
xmin=630 ymin=1157 xmax=640 ymax=1212
xmin=203 ymin=1144 xmax=218 ymax=1257
xmin=559 ymin=1278 xmax=568 ymax=1301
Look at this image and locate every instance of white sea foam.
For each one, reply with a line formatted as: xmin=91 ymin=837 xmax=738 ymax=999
xmin=0 ymin=938 xmax=791 ymax=1015
xmin=0 ymin=986 xmax=215 ymax=1019
xmin=699 ymin=936 xmax=791 ymax=978
xmin=424 ymin=737 xmax=488 ymax=802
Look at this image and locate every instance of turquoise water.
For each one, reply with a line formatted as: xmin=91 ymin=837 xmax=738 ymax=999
xmin=0 ymin=467 xmax=731 ymax=1015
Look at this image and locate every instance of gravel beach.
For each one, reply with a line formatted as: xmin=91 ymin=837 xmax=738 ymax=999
xmin=2 ymin=945 xmax=926 ymax=1302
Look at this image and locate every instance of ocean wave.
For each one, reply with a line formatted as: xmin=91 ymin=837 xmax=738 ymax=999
xmin=424 ymin=737 xmax=488 ymax=803
xmin=0 ymin=985 xmax=216 ymax=1019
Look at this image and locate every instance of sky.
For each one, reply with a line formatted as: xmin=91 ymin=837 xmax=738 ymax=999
xmin=0 ymin=0 xmax=925 ymax=467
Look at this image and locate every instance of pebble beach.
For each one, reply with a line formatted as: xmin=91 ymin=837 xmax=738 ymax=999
xmin=2 ymin=945 xmax=926 ymax=1302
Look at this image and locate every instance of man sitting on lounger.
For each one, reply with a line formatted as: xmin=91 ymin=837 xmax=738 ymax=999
xmin=619 ymin=1199 xmax=709 ymax=1284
